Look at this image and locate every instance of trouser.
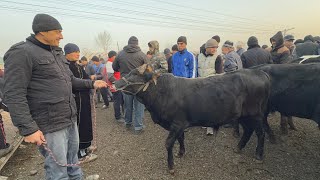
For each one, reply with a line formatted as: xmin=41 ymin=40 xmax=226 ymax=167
xmin=100 ymin=87 xmax=110 ymax=107
xmin=39 ymin=122 xmax=83 ymax=180
xmin=112 ymin=91 xmax=124 ymax=119
xmin=123 ymin=94 xmax=145 ymax=130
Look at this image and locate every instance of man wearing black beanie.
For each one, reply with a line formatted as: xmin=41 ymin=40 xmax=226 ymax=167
xmin=4 ymin=14 xmax=105 ymax=179
xmin=171 ymin=36 xmax=196 ymax=78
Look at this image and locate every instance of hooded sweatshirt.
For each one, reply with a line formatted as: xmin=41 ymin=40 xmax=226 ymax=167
xmin=112 ymin=37 xmax=148 ymax=76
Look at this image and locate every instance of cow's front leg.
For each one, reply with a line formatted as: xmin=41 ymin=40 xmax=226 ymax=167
xmin=233 ymin=120 xmax=240 ymax=138
xmin=176 ymin=132 xmax=185 ymax=158
xmin=263 ymin=113 xmax=276 ymax=143
xmin=236 ymin=120 xmax=254 ymax=153
xmin=165 ymin=128 xmax=183 ymax=174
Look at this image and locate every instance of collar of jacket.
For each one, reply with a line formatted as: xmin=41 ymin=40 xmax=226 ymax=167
xmin=248 ymin=44 xmax=261 ymax=50
xmin=204 ymin=52 xmax=214 ymax=57
xmin=26 ymin=34 xmax=62 ymax=52
xmin=179 ymin=49 xmax=187 ymax=54
xmin=272 ymin=44 xmax=284 ymax=52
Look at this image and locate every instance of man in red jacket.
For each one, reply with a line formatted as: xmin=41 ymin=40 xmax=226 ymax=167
xmin=104 ymin=51 xmax=124 ymax=122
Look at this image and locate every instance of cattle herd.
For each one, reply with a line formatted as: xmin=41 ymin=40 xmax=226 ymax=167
xmin=115 ymin=60 xmax=320 ymax=174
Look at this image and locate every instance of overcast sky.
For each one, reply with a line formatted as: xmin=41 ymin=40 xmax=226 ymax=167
xmin=0 ymin=0 xmax=319 ymax=57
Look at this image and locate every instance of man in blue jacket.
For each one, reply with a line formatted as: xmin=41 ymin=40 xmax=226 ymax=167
xmin=172 ymin=36 xmax=196 ymax=78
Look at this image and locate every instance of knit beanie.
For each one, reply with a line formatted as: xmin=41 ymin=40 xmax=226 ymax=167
xmin=177 ymin=36 xmax=187 ymax=44
xmin=205 ymin=39 xmax=219 ymax=48
xmin=64 ymin=43 xmax=80 ymax=54
xmin=32 ymin=14 xmax=62 ymax=33
xmin=212 ymin=35 xmax=221 ymax=43
xmin=247 ymin=36 xmax=259 ymax=47
xmin=223 ymin=40 xmax=234 ymax=48
xmin=128 ymin=36 xmax=139 ymax=45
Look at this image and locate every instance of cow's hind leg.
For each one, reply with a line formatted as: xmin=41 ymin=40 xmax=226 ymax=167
xmin=255 ymin=119 xmax=265 ymax=161
xmin=176 ymin=132 xmax=185 ymax=158
xmin=233 ymin=120 xmax=240 ymax=138
xmin=280 ymin=114 xmax=289 ymax=135
xmin=287 ymin=116 xmax=297 ymax=131
xmin=166 ymin=128 xmax=184 ymax=174
xmin=263 ymin=113 xmax=276 ymax=143
xmin=235 ymin=119 xmax=254 ymax=153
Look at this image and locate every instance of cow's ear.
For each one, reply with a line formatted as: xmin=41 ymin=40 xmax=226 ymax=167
xmin=152 ymin=72 xmax=161 ymax=85
xmin=138 ymin=64 xmax=147 ymax=74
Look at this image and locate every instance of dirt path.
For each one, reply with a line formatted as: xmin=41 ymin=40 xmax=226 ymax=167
xmin=1 ymin=103 xmax=320 ymax=179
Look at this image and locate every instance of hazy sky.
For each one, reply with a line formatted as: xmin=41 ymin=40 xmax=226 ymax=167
xmin=0 ymin=0 xmax=319 ymax=57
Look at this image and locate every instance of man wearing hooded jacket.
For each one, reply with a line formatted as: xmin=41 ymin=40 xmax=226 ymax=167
xmin=268 ymin=31 xmax=291 ymax=64
xmin=148 ymin=40 xmax=168 ymax=73
xmin=113 ymin=36 xmax=149 ymax=134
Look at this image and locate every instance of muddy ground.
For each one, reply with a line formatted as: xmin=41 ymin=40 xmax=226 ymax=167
xmin=1 ymin=102 xmax=320 ymax=180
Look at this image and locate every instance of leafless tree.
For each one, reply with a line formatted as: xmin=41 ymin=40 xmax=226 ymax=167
xmin=95 ymin=31 xmax=112 ymax=52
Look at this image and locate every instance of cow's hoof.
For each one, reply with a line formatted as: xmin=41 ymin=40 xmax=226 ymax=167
xmin=169 ymin=169 xmax=175 ymax=175
xmin=233 ymin=131 xmax=240 ymax=138
xmin=255 ymin=154 xmax=264 ymax=161
xmin=175 ymin=152 xmax=184 ymax=158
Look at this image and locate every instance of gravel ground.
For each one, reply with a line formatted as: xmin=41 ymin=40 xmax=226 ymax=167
xmin=1 ymin=102 xmax=320 ymax=180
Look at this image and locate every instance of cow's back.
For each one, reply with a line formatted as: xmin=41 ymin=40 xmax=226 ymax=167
xmin=257 ymin=64 xmax=320 ymax=119
xmin=140 ymin=70 xmax=270 ymax=127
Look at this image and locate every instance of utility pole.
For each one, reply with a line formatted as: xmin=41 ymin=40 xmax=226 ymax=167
xmin=117 ymin=41 xmax=120 ymax=52
xmin=282 ymin=27 xmax=295 ymax=36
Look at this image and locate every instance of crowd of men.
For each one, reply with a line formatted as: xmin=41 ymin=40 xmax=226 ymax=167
xmin=1 ymin=13 xmax=320 ymax=179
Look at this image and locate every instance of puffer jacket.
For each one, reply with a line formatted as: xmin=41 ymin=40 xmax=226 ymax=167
xmin=148 ymin=41 xmax=168 ymax=73
xmin=3 ymin=35 xmax=93 ymax=136
xmin=295 ymin=35 xmax=320 ymax=57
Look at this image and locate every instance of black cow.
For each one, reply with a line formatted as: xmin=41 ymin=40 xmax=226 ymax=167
xmin=115 ymin=64 xmax=271 ymax=174
xmin=255 ymin=63 xmax=320 ymax=141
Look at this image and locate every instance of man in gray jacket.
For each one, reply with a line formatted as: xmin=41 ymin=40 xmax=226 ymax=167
xmin=3 ymin=14 xmax=106 ymax=180
xmin=113 ymin=36 xmax=149 ymax=134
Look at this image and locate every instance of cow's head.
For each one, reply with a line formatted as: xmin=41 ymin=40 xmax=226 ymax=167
xmin=115 ymin=64 xmax=160 ymax=95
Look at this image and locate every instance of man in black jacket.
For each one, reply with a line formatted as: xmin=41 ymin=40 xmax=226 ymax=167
xmin=241 ymin=36 xmax=273 ymax=68
xmin=3 ymin=14 xmax=106 ymax=179
xmin=113 ymin=36 xmax=149 ymax=134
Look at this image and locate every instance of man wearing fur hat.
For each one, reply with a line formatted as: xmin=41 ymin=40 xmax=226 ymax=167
xmin=197 ymin=38 xmax=223 ymax=135
xmin=3 ymin=14 xmax=106 ymax=179
xmin=148 ymin=40 xmax=168 ymax=73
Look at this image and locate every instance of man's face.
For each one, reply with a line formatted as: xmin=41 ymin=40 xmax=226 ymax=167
xmin=221 ymin=46 xmax=229 ymax=55
xmin=284 ymin=40 xmax=294 ymax=49
xmin=41 ymin=30 xmax=63 ymax=46
xmin=177 ymin=42 xmax=186 ymax=51
xmin=93 ymin=61 xmax=100 ymax=66
xmin=271 ymin=39 xmax=276 ymax=47
xmin=206 ymin=47 xmax=217 ymax=55
xmin=65 ymin=51 xmax=80 ymax=61
xmin=81 ymin=60 xmax=88 ymax=66
xmin=148 ymin=46 xmax=155 ymax=55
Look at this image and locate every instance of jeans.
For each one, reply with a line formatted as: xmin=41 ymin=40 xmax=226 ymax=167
xmin=39 ymin=122 xmax=83 ymax=180
xmin=112 ymin=91 xmax=124 ymax=119
xmin=123 ymin=93 xmax=145 ymax=130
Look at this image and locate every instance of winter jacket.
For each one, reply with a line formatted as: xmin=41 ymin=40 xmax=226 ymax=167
xmin=241 ymin=45 xmax=273 ymax=68
xmin=172 ymin=49 xmax=196 ymax=78
xmin=223 ymin=51 xmax=243 ymax=72
xmin=236 ymin=48 xmax=246 ymax=56
xmin=197 ymin=53 xmax=223 ymax=77
xmin=148 ymin=41 xmax=168 ymax=73
xmin=269 ymin=31 xmax=291 ymax=64
xmin=84 ymin=64 xmax=95 ymax=77
xmin=3 ymin=35 xmax=93 ymax=136
xmin=167 ymin=56 xmax=173 ymax=73
xmin=112 ymin=44 xmax=148 ymax=76
xmin=295 ymin=37 xmax=320 ymax=57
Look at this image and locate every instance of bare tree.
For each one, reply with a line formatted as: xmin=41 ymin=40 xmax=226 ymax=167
xmin=95 ymin=31 xmax=112 ymax=52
